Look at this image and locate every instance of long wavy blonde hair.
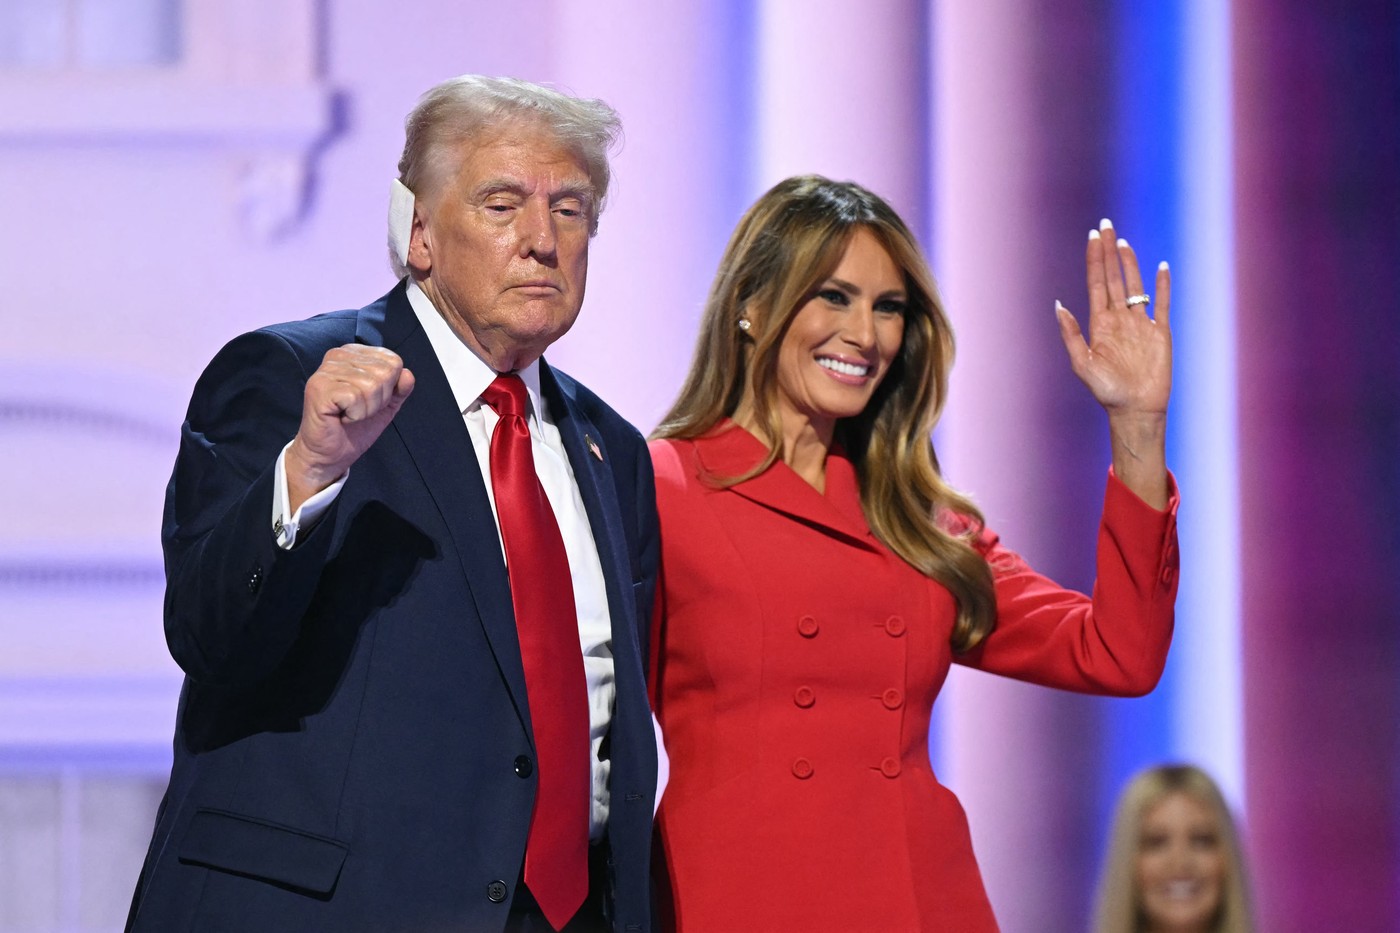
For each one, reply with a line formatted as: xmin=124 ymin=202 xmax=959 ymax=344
xmin=1093 ymin=764 xmax=1255 ymax=933
xmin=653 ymin=175 xmax=995 ymax=651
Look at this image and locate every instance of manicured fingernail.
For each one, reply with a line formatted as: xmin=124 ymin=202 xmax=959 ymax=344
xmin=1099 ymin=217 xmax=1113 ymax=231
xmin=1159 ymin=260 xmax=1169 ymax=271
xmin=1089 ymin=229 xmax=1101 ymax=240
xmin=1118 ymin=238 xmax=1131 ymax=250
xmin=1054 ymin=300 xmax=1065 ymax=313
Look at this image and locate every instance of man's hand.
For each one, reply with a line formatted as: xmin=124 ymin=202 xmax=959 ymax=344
xmin=284 ymin=345 xmax=415 ymax=513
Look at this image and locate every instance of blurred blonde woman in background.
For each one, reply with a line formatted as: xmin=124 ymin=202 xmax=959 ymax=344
xmin=1094 ymin=764 xmax=1255 ymax=933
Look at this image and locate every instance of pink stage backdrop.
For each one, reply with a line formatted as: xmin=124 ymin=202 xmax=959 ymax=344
xmin=0 ymin=2 xmax=1395 ymax=931
xmin=1234 ymin=1 xmax=1400 ymax=928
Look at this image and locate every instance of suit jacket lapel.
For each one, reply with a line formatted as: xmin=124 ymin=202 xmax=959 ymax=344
xmin=693 ymin=422 xmax=878 ymax=551
xmin=538 ymin=362 xmax=645 ymax=682
xmin=356 ymin=284 xmax=532 ymax=732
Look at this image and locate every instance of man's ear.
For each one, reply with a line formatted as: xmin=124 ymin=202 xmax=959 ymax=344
xmin=407 ymin=209 xmax=432 ymax=274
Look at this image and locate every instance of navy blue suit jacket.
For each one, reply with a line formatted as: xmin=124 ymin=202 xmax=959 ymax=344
xmin=126 ymin=283 xmax=660 ymax=932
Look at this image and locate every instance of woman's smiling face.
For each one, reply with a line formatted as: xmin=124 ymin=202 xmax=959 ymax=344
xmin=1135 ymin=791 xmax=1227 ymax=933
xmin=772 ymin=227 xmax=907 ymax=440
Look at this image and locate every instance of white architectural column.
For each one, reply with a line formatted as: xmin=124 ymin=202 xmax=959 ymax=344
xmin=1172 ymin=0 xmax=1242 ymax=804
xmin=932 ymin=1 xmax=1112 ymax=931
xmin=754 ymin=0 xmax=928 ymax=231
xmin=548 ymin=1 xmax=757 ymax=432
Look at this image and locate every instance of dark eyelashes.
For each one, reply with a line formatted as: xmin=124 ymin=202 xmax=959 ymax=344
xmin=816 ymin=289 xmax=907 ymax=314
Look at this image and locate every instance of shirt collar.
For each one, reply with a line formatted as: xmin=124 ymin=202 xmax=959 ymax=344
xmin=406 ymin=280 xmax=545 ymax=420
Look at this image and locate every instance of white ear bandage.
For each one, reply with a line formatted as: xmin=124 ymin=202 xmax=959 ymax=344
xmin=388 ymin=178 xmax=416 ymax=267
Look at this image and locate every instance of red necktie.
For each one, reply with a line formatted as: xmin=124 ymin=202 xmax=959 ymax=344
xmin=481 ymin=374 xmax=590 ymax=930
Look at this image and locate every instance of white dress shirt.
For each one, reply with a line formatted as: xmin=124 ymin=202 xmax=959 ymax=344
xmin=272 ymin=281 xmax=616 ymax=838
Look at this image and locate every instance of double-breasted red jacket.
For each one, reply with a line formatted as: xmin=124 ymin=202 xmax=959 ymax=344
xmin=649 ymin=424 xmax=1179 ymax=931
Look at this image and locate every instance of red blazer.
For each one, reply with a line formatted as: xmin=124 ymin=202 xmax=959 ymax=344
xmin=649 ymin=424 xmax=1179 ymax=932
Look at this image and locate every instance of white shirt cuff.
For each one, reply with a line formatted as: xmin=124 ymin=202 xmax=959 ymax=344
xmin=272 ymin=441 xmax=347 ymax=549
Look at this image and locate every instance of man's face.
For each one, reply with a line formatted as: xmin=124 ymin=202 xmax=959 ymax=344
xmin=410 ymin=122 xmax=594 ymax=372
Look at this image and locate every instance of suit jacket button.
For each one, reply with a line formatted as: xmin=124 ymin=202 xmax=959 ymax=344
xmin=880 ymin=757 xmax=901 ymax=778
xmin=513 ymin=755 xmax=533 ymax=778
xmin=792 ymin=757 xmax=814 ymax=779
xmin=797 ymin=615 xmax=820 ymax=637
xmin=884 ymin=615 xmax=906 ymax=637
xmin=882 ymin=688 xmax=904 ymax=710
xmin=487 ymin=880 xmax=509 ymax=903
xmin=246 ymin=564 xmax=263 ymax=595
xmin=793 ymin=686 xmax=816 ymax=708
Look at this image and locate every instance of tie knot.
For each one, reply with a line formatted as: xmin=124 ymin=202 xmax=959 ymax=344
xmin=482 ymin=374 xmax=529 ymax=419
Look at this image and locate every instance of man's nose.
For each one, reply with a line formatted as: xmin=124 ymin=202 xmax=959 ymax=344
xmin=518 ymin=199 xmax=557 ymax=261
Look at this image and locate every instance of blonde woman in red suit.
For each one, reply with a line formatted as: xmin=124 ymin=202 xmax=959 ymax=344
xmin=647 ymin=175 xmax=1179 ymax=931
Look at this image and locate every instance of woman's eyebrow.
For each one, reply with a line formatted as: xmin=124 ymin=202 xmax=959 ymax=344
xmin=825 ymin=276 xmax=907 ymax=299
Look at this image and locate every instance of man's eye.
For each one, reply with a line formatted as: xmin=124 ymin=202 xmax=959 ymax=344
xmin=485 ymin=204 xmax=513 ymax=214
xmin=555 ymin=207 xmax=581 ymax=218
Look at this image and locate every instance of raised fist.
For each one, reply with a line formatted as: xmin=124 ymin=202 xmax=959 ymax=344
xmin=284 ymin=344 xmax=415 ymax=510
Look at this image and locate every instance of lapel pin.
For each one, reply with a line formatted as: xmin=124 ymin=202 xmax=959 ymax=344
xmin=585 ymin=434 xmax=603 ymax=461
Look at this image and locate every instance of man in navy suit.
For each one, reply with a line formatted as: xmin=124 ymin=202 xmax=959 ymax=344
xmin=126 ymin=75 xmax=660 ymax=932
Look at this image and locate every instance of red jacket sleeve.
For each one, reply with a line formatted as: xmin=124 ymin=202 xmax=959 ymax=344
xmin=953 ymin=469 xmax=1180 ymax=696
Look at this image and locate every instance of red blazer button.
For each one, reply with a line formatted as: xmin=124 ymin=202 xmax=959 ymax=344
xmin=797 ymin=615 xmax=820 ymax=637
xmin=794 ymin=686 xmax=816 ymax=708
xmin=884 ymin=615 xmax=906 ymax=637
xmin=879 ymin=757 xmax=901 ymax=778
xmin=881 ymin=688 xmax=904 ymax=710
xmin=792 ymin=758 xmax=814 ymax=779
